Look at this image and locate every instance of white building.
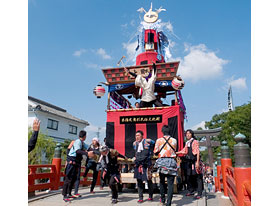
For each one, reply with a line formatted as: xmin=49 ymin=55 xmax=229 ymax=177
xmin=28 ymin=96 xmax=89 ymax=143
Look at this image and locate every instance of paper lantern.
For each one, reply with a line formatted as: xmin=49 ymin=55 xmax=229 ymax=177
xmin=93 ymin=85 xmax=105 ymax=98
xmin=172 ymin=77 xmax=184 ymax=90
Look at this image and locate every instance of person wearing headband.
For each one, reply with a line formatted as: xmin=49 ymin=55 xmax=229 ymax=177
xmin=99 ymin=146 xmax=127 ymax=204
xmin=83 ymin=137 xmax=101 ymax=193
xmin=133 ymin=130 xmax=155 ymax=203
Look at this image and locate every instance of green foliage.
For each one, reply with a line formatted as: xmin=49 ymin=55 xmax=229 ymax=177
xmin=200 ymin=149 xmax=209 ymax=164
xmin=28 ymin=129 xmax=56 ymax=165
xmin=60 ymin=138 xmax=73 ymax=164
xmin=205 ymin=102 xmax=251 ymax=163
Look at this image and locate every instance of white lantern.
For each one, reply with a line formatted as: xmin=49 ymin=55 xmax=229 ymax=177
xmin=93 ymin=85 xmax=105 ymax=98
xmin=172 ymin=77 xmax=184 ymax=90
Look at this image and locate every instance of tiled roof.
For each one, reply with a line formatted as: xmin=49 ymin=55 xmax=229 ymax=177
xmin=28 ymin=96 xmax=89 ymax=125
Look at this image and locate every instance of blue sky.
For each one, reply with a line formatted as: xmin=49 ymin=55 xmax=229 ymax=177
xmin=28 ymin=0 xmax=251 ymax=144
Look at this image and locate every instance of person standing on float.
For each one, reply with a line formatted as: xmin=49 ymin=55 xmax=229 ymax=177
xmin=124 ymin=62 xmax=163 ymax=108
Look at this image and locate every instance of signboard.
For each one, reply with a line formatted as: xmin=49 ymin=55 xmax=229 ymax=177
xmin=120 ymin=115 xmax=162 ymax=124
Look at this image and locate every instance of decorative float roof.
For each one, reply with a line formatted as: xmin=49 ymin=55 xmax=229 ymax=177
xmin=102 ymin=61 xmax=180 ymax=95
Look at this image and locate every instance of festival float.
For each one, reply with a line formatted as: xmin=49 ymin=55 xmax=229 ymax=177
xmin=94 ymin=3 xmax=186 ymax=190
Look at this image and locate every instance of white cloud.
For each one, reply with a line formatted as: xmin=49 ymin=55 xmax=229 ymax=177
xmin=121 ymin=23 xmax=128 ymax=29
xmin=162 ymin=21 xmax=174 ymax=33
xmin=160 ymin=21 xmax=179 ymax=39
xmin=96 ymin=48 xmax=112 ymax=60
xmin=227 ymin=76 xmax=247 ymax=90
xmin=130 ymin=20 xmax=136 ymax=27
xmin=84 ymin=63 xmax=98 ymax=69
xmin=73 ymin=49 xmax=87 ymax=57
xmin=164 ymin=39 xmax=176 ymax=61
xmin=122 ymin=41 xmax=138 ymax=64
xmin=220 ymin=108 xmax=229 ymax=113
xmin=184 ymin=42 xmax=190 ymax=52
xmin=73 ymin=48 xmax=111 ymax=59
xmin=177 ymin=44 xmax=229 ymax=82
xmin=191 ymin=121 xmax=206 ymax=130
xmin=85 ymin=123 xmax=106 ymax=145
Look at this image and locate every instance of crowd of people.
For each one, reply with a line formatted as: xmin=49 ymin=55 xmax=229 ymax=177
xmin=28 ymin=119 xmax=209 ymax=205
xmin=59 ymin=127 xmax=208 ymax=205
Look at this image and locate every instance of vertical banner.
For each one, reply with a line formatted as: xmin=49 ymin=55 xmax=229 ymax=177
xmin=168 ymin=116 xmax=178 ymax=150
xmin=125 ymin=124 xmax=136 ymax=158
xmin=146 ymin=123 xmax=157 ymax=142
xmin=106 ymin=122 xmax=114 ymax=149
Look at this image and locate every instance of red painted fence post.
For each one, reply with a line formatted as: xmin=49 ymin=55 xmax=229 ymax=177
xmin=233 ymin=133 xmax=251 ymax=206
xmin=52 ymin=143 xmax=62 ymax=190
xmin=216 ymin=152 xmax=222 ymax=192
xmin=221 ymin=141 xmax=232 ymax=197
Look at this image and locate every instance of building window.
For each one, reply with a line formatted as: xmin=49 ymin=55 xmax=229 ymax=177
xmin=69 ymin=125 xmax=77 ymax=135
xmin=47 ymin=119 xmax=58 ymax=130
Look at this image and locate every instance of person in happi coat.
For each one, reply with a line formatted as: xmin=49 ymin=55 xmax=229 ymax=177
xmin=83 ymin=137 xmax=101 ymax=193
xmin=154 ymin=125 xmax=178 ymax=206
xmin=176 ymin=129 xmax=202 ymax=199
xmin=133 ymin=130 xmax=155 ymax=203
xmin=124 ymin=61 xmax=163 ymax=108
xmin=99 ymin=146 xmax=127 ymax=204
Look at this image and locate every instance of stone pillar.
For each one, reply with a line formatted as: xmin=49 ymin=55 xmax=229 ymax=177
xmin=221 ymin=141 xmax=232 ymax=197
xmin=54 ymin=143 xmax=62 ymax=159
xmin=52 ymin=143 xmax=62 ymax=190
xmin=217 ymin=152 xmax=222 ymax=166
xmin=234 ymin=133 xmax=251 ymax=167
xmin=233 ymin=133 xmax=251 ymax=206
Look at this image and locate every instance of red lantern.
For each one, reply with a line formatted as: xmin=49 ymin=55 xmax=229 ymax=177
xmin=94 ymin=85 xmax=105 ymax=98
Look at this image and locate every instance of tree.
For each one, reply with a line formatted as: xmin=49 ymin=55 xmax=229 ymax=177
xmin=60 ymin=138 xmax=73 ymax=164
xmin=200 ymin=149 xmax=209 ymax=164
xmin=28 ymin=129 xmax=56 ymax=165
xmin=205 ymin=102 xmax=251 ymax=163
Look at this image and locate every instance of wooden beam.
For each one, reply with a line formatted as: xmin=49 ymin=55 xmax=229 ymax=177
xmin=199 ymin=141 xmax=221 ymax=147
xmin=206 ymin=135 xmax=214 ymax=168
xmin=193 ymin=127 xmax=222 ymax=137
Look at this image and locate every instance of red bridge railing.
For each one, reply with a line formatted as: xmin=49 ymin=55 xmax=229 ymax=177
xmin=28 ymin=165 xmax=56 ymax=192
xmin=214 ymin=136 xmax=251 ymax=206
xmin=226 ymin=166 xmax=238 ymax=206
xmin=243 ymin=181 xmax=251 ymax=206
xmin=59 ymin=165 xmax=100 ymax=187
xmin=28 ymin=156 xmax=100 ymax=194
